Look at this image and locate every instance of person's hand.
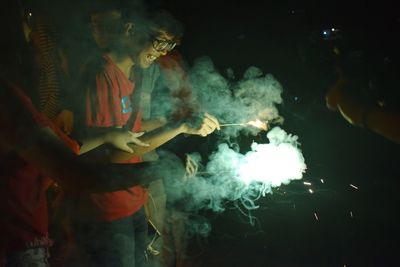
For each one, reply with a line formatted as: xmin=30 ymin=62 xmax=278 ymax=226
xmin=337 ymin=96 xmax=365 ymax=127
xmin=326 ymin=82 xmax=367 ymax=127
xmin=105 ymin=131 xmax=149 ymax=153
xmin=182 ymin=113 xmax=220 ymax=137
xmin=183 ymin=154 xmax=198 ymax=181
xmin=325 ymin=69 xmax=350 ymax=111
xmin=53 ymin=109 xmax=74 ymax=135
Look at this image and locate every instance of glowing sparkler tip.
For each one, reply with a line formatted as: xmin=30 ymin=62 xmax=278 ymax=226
xmin=247 ymin=119 xmax=268 ymax=131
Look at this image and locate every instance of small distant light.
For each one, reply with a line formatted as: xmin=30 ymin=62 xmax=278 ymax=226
xmin=294 ymin=96 xmax=298 ymax=101
xmin=331 ymin=28 xmax=335 ymax=31
xmin=350 ymin=184 xmax=358 ymax=190
xmin=28 ymin=12 xmax=32 ymax=17
xmin=350 ymin=211 xmax=354 ymax=218
xmin=314 ymin=212 xmax=319 ymax=221
xmin=303 ymin=181 xmax=312 ymax=186
xmin=320 ymin=179 xmax=324 ymax=184
xmin=308 ymin=188 xmax=314 ymax=194
xmin=291 ymin=10 xmax=295 ymax=14
xmin=323 ymin=31 xmax=328 ymax=35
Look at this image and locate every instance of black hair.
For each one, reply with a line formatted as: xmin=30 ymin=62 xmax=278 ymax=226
xmin=149 ymin=9 xmax=184 ymax=39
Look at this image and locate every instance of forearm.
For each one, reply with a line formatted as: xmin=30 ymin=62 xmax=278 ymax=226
xmin=141 ymin=118 xmax=167 ymax=132
xmin=16 ymin=127 xmax=157 ymax=192
xmin=364 ymin=108 xmax=400 ymax=144
xmin=79 ymin=133 xmax=107 ymax=154
xmin=110 ymin=122 xmax=185 ymax=162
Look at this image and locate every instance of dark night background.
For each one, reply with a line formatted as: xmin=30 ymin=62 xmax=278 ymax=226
xmin=148 ymin=0 xmax=399 ymax=266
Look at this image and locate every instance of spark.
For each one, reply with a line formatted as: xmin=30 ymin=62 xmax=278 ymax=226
xmin=314 ymin=212 xmax=319 ymax=221
xmin=350 ymin=211 xmax=353 ymax=218
xmin=308 ymin=188 xmax=314 ymax=194
xmin=349 ymin=184 xmax=358 ymax=190
xmin=247 ymin=119 xmax=268 ymax=131
xmin=303 ymin=181 xmax=312 ymax=186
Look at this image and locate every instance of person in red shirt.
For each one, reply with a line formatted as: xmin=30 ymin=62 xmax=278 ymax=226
xmin=72 ymin=9 xmax=220 ymax=267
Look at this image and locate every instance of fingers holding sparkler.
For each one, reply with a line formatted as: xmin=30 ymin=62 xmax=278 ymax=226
xmin=183 ymin=113 xmax=220 ymax=137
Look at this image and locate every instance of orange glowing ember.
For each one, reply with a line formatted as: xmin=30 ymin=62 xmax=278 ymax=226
xmin=247 ymin=119 xmax=268 ymax=131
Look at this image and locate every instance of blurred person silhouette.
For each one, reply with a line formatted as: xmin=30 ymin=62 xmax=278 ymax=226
xmin=69 ymin=6 xmax=219 ymax=267
xmin=0 ymin=1 xmax=184 ymax=266
xmin=326 ymin=42 xmax=400 ymax=144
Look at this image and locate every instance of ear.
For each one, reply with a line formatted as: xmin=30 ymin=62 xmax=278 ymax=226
xmin=124 ymin=23 xmax=134 ymax=36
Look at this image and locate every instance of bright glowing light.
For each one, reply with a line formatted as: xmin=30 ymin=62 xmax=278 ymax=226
xmin=331 ymin=28 xmax=335 ymax=31
xmin=303 ymin=181 xmax=312 ymax=186
xmin=238 ymin=130 xmax=306 ymax=190
xmin=247 ymin=119 xmax=268 ymax=131
xmin=320 ymin=179 xmax=324 ymax=184
xmin=350 ymin=184 xmax=358 ymax=190
xmin=194 ymin=127 xmax=306 ymax=212
xmin=308 ymin=188 xmax=314 ymax=194
xmin=350 ymin=211 xmax=353 ymax=218
xmin=314 ymin=212 xmax=319 ymax=221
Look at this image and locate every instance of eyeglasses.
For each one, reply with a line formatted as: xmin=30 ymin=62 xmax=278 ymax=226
xmin=152 ymin=38 xmax=177 ymax=52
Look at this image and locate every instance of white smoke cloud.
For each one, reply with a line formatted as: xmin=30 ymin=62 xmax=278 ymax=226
xmin=164 ymin=126 xmax=306 ymax=236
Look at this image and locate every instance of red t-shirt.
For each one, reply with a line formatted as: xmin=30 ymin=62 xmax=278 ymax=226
xmin=0 ymin=80 xmax=80 ymax=252
xmin=83 ymin=55 xmax=147 ymax=221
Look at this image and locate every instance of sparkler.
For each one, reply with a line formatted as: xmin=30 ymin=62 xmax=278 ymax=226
xmin=220 ymin=119 xmax=268 ymax=131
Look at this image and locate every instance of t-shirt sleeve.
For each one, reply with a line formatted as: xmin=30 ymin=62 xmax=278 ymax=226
xmin=0 ymin=80 xmax=80 ymax=154
xmin=85 ymin=70 xmax=125 ymax=127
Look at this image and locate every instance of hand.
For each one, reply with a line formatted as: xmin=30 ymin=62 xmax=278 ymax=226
xmin=326 ymin=82 xmax=365 ymax=126
xmin=105 ymin=131 xmax=149 ymax=153
xmin=53 ymin=109 xmax=74 ymax=135
xmin=183 ymin=113 xmax=220 ymax=137
xmin=183 ymin=154 xmax=198 ymax=181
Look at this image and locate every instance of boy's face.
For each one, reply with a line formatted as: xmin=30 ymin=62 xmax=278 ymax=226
xmin=90 ymin=10 xmax=122 ymax=49
xmin=137 ymin=29 xmax=178 ymax=69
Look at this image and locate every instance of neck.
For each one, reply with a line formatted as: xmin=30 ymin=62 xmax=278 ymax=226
xmin=107 ymin=52 xmax=134 ymax=77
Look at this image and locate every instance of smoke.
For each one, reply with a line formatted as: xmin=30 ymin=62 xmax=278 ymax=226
xmin=162 ymin=126 xmax=306 ymax=236
xmin=152 ymin=56 xmax=284 ymax=137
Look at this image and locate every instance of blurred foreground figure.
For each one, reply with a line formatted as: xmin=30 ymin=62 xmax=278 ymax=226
xmin=326 ymin=67 xmax=400 ymax=144
xmin=0 ymin=2 xmax=175 ymax=266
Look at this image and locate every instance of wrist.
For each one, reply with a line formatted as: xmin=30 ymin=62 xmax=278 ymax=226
xmin=103 ymin=130 xmax=116 ymax=144
xmin=178 ymin=122 xmax=188 ymax=134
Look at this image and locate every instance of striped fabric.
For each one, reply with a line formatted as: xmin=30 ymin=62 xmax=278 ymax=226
xmin=32 ymin=16 xmax=64 ymax=119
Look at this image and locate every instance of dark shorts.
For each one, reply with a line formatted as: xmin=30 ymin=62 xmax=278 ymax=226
xmin=75 ymin=208 xmax=148 ymax=267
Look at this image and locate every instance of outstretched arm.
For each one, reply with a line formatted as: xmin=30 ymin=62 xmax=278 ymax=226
xmin=0 ymin=82 xmax=166 ymax=192
xmin=326 ymin=78 xmax=400 ymax=144
xmin=110 ymin=113 xmax=220 ymax=162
